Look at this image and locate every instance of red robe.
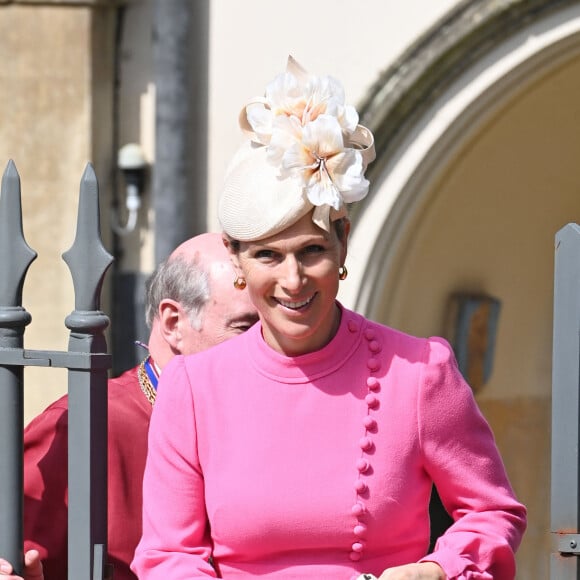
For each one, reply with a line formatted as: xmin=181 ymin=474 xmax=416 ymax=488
xmin=23 ymin=365 xmax=153 ymax=580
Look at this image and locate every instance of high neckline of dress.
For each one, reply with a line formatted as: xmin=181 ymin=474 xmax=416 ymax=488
xmin=246 ymin=303 xmax=365 ymax=382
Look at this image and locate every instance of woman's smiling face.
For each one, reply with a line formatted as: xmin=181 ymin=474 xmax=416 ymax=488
xmin=228 ymin=212 xmax=348 ymax=356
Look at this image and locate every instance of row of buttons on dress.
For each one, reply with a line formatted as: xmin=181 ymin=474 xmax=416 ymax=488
xmin=347 ymin=320 xmax=382 ymax=577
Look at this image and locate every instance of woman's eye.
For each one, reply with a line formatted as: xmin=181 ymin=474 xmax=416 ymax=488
xmin=304 ymin=245 xmax=325 ymax=254
xmin=255 ymin=249 xmax=276 ymax=259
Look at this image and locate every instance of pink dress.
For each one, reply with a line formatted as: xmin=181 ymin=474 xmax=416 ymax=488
xmin=132 ymin=306 xmax=526 ymax=579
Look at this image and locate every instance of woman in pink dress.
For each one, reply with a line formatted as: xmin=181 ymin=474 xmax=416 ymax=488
xmin=131 ymin=57 xmax=526 ymax=580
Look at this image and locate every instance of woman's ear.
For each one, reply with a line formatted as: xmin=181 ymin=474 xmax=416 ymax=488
xmin=221 ymin=234 xmax=232 ymax=252
xmin=340 ymin=219 xmax=351 ymax=264
xmin=222 ymin=234 xmax=243 ymax=274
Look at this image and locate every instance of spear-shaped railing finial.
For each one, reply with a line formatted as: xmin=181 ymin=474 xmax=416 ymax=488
xmin=0 ymin=160 xmax=37 ymax=313
xmin=62 ymin=163 xmax=113 ymax=320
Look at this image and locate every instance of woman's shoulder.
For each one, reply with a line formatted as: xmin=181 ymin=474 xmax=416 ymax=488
xmin=345 ymin=308 xmax=454 ymax=363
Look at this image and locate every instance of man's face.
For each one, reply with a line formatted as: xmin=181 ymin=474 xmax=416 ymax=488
xmin=180 ymin=260 xmax=258 ymax=355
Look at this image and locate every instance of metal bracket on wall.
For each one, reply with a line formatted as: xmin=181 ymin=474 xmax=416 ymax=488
xmin=555 ymin=533 xmax=580 ymax=556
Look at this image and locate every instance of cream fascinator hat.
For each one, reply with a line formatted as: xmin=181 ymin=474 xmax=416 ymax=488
xmin=218 ymin=56 xmax=375 ymax=241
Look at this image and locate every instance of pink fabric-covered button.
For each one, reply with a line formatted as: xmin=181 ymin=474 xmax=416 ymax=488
xmin=354 ymin=524 xmax=368 ymax=537
xmin=355 ymin=479 xmax=368 ymax=493
xmin=348 ymin=321 xmax=358 ymax=333
xmin=364 ymin=329 xmax=375 ymax=340
xmin=368 ymin=340 xmax=380 ymax=352
xmin=352 ymin=541 xmax=364 ymax=552
xmin=365 ymin=394 xmax=378 ymax=408
xmin=349 ymin=551 xmax=362 ymax=561
xmin=351 ymin=502 xmax=365 ymax=516
xmin=363 ymin=416 xmax=377 ymax=430
xmin=366 ymin=377 xmax=379 ymax=391
xmin=367 ymin=358 xmax=380 ymax=371
xmin=359 ymin=436 xmax=372 ymax=450
xmin=356 ymin=458 xmax=370 ymax=472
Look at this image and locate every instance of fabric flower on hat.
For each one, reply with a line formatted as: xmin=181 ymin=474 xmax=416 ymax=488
xmin=240 ymin=56 xmax=375 ymax=214
xmin=246 ymin=70 xmax=359 ymax=147
xmin=277 ymin=114 xmax=369 ymax=210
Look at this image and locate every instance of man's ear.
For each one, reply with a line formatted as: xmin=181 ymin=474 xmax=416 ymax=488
xmin=158 ymin=299 xmax=181 ymax=349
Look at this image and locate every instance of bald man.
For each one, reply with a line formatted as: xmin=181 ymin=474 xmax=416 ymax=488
xmin=0 ymin=233 xmax=257 ymax=580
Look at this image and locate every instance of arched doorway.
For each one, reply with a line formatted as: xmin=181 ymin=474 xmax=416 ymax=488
xmin=339 ymin=2 xmax=580 ymax=577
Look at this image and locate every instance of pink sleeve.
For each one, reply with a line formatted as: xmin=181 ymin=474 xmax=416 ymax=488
xmin=417 ymin=338 xmax=527 ymax=580
xmin=131 ymin=355 xmax=217 ymax=579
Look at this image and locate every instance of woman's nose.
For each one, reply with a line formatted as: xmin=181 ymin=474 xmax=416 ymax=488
xmin=281 ymin=255 xmax=304 ymax=292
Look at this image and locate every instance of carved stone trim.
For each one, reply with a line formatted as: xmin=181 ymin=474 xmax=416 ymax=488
xmin=358 ymin=0 xmax=580 ymax=179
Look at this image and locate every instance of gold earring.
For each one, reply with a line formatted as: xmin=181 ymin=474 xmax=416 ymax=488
xmin=338 ymin=265 xmax=348 ymax=280
xmin=233 ymin=277 xmax=247 ymax=290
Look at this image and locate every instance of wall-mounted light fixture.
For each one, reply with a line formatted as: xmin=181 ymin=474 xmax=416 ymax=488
xmin=112 ymin=143 xmax=148 ymax=236
xmin=445 ymin=293 xmax=501 ymax=393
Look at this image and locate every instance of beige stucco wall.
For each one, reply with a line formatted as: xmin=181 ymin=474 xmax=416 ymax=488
xmin=370 ymin=51 xmax=580 ymax=579
xmin=0 ymin=3 xmax=115 ymax=424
